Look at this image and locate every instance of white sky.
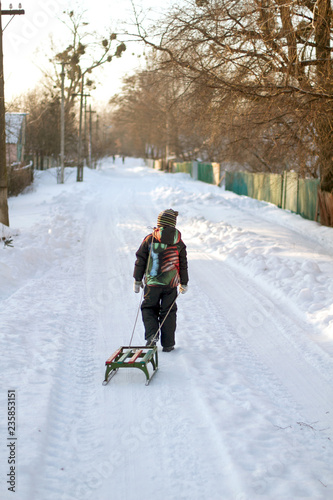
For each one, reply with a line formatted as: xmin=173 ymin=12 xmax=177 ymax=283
xmin=2 ymin=0 xmax=172 ymax=106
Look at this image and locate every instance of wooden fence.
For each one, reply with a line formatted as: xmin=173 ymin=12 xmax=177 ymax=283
xmin=317 ymin=189 xmax=333 ymax=227
xmin=8 ymin=162 xmax=34 ymax=196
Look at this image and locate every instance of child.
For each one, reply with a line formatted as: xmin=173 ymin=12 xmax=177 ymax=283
xmin=133 ymin=209 xmax=189 ymax=351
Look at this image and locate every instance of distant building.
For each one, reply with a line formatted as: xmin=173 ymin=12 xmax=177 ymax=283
xmin=5 ymin=113 xmax=27 ymax=166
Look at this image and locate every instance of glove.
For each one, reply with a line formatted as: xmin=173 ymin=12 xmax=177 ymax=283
xmin=133 ymin=280 xmax=143 ymax=293
xmin=179 ymin=284 xmax=188 ymax=294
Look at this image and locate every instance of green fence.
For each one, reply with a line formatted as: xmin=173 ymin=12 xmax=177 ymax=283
xmin=173 ymin=161 xmax=219 ymax=185
xmin=225 ymin=171 xmax=283 ymax=205
xmin=282 ymin=171 xmax=298 ymax=213
xmin=297 ymin=178 xmax=320 ymax=221
xmin=254 ymin=173 xmax=283 ymax=206
xmin=225 ymin=171 xmax=319 ymax=222
xmin=173 ymin=162 xmax=193 ymax=175
xmin=225 ymin=171 xmax=249 ymax=196
xmin=197 ymin=163 xmax=214 ymax=184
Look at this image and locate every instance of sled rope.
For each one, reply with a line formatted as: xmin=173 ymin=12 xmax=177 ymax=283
xmin=128 ymin=286 xmax=144 ymax=346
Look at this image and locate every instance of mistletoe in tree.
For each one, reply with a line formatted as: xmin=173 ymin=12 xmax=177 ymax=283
xmin=48 ymin=10 xmax=126 ymax=108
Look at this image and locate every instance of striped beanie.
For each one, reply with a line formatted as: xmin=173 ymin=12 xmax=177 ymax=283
xmin=157 ymin=209 xmax=178 ymax=228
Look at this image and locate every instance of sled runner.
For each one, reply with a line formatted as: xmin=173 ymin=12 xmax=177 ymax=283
xmin=102 ymin=346 xmax=158 ymax=386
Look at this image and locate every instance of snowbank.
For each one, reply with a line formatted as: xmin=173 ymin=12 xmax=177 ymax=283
xmin=0 ymin=158 xmax=332 ymax=500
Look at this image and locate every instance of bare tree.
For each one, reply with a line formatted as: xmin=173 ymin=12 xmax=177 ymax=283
xmin=110 ymin=69 xmax=171 ymax=159
xmin=45 ymin=10 xmax=126 ymax=179
xmin=131 ymin=0 xmax=333 ymax=189
xmin=45 ymin=10 xmax=126 ymax=109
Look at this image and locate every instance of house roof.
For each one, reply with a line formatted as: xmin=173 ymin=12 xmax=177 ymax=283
xmin=5 ymin=113 xmax=27 ymax=144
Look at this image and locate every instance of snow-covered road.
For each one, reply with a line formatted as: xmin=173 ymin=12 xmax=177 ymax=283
xmin=1 ymin=158 xmax=332 ymax=500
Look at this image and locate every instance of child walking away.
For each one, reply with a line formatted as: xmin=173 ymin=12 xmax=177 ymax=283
xmin=133 ymin=209 xmax=189 ymax=352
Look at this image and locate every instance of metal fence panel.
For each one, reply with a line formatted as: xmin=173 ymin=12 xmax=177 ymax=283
xmin=198 ymin=163 xmax=214 ymax=184
xmin=173 ymin=162 xmax=192 ymax=175
xmin=282 ymin=171 xmax=298 ymax=213
xmin=298 ymin=178 xmax=320 ymax=221
xmin=226 ymin=171 xmax=249 ymax=195
xmin=269 ymin=174 xmax=283 ymax=207
xmin=252 ymin=173 xmax=283 ymax=206
xmin=212 ymin=163 xmax=222 ymax=185
xmin=191 ymin=161 xmax=198 ymax=180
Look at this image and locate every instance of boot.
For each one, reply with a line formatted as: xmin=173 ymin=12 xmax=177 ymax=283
xmin=162 ymin=346 xmax=174 ymax=352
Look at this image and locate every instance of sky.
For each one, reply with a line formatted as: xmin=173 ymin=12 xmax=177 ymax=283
xmin=2 ymin=0 xmax=173 ymax=106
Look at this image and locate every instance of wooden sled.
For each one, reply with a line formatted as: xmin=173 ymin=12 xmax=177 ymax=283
xmin=103 ymin=346 xmax=158 ymax=386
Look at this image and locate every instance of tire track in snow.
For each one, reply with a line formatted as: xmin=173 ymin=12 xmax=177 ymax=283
xmin=30 ymin=276 xmax=104 ymax=500
xmin=82 ymin=170 xmax=247 ymax=500
xmin=174 ymin=277 xmax=298 ymax=499
xmin=189 ymin=251 xmax=333 ymax=430
xmin=176 ymin=249 xmax=333 ymax=498
xmin=80 ymin=171 xmax=174 ymax=500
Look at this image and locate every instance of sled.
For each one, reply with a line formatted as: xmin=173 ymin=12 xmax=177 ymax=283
xmin=102 ymin=346 xmax=158 ymax=386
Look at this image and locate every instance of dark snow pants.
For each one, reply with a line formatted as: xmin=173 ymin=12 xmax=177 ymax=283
xmin=141 ymin=285 xmax=178 ymax=348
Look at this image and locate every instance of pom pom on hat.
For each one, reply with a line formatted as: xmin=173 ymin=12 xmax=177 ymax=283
xmin=157 ymin=208 xmax=178 ymax=228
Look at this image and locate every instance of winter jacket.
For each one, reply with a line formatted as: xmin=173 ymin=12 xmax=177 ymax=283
xmin=133 ymin=226 xmax=189 ymax=287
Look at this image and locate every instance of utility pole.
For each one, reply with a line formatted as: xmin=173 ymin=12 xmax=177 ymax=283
xmin=60 ymin=62 xmax=65 ymax=184
xmin=78 ymin=74 xmax=84 ymax=182
xmin=0 ymin=3 xmax=24 ymax=226
xmin=84 ymin=93 xmax=87 ymax=161
xmin=87 ymin=105 xmax=96 ymax=168
xmin=95 ymin=113 xmax=99 ymax=169
xmin=73 ymin=75 xmax=90 ymax=182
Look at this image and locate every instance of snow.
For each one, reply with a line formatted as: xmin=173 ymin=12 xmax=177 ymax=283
xmin=0 ymin=157 xmax=332 ymax=500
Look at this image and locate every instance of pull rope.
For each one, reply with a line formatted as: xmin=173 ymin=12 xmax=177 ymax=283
xmin=128 ymin=286 xmax=144 ymax=346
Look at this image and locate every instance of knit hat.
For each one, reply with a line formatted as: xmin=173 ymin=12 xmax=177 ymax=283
xmin=157 ymin=209 xmax=178 ymax=228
